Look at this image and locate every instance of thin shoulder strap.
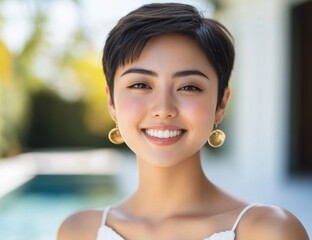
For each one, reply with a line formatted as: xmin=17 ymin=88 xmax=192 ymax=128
xmin=231 ymin=203 xmax=259 ymax=232
xmin=100 ymin=206 xmax=112 ymax=226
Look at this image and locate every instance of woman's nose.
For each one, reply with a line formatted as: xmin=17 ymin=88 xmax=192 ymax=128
xmin=150 ymin=91 xmax=178 ymax=119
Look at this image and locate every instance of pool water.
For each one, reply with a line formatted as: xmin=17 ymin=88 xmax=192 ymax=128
xmin=0 ymin=175 xmax=121 ymax=240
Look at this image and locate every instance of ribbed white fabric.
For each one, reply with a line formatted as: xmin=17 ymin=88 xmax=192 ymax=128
xmin=96 ymin=203 xmax=259 ymax=240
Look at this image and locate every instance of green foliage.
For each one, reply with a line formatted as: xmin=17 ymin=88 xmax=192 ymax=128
xmin=0 ymin=0 xmax=114 ymax=158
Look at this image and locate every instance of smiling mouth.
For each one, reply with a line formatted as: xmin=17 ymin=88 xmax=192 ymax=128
xmin=143 ymin=129 xmax=185 ymax=139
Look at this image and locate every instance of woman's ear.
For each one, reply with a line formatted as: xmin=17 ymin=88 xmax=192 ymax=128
xmin=106 ymin=85 xmax=116 ymax=120
xmin=215 ymin=88 xmax=231 ymax=124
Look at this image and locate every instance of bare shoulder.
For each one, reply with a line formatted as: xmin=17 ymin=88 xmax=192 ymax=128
xmin=237 ymin=205 xmax=309 ymax=240
xmin=57 ymin=209 xmax=103 ymax=240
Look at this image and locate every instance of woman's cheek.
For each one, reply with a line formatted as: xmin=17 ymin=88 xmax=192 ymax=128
xmin=181 ymin=98 xmax=215 ymax=121
xmin=116 ymin=95 xmax=146 ymax=118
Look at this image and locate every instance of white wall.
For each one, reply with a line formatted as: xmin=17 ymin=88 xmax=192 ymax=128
xmin=214 ymin=0 xmax=295 ymax=186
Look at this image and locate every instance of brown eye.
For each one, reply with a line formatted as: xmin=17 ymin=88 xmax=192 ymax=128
xmin=179 ymin=85 xmax=202 ymax=92
xmin=128 ymin=83 xmax=151 ymax=89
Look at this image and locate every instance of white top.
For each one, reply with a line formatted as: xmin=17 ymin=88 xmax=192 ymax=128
xmin=96 ymin=203 xmax=259 ymax=240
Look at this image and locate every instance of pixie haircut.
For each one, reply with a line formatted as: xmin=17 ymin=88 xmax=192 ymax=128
xmin=103 ymin=3 xmax=235 ymax=107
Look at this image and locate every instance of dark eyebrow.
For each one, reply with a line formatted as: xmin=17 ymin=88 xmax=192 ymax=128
xmin=173 ymin=70 xmax=210 ymax=80
xmin=121 ymin=68 xmax=157 ymax=77
xmin=120 ymin=68 xmax=209 ymax=80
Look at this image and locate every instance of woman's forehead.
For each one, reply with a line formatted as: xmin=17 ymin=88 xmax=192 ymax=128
xmin=115 ymin=34 xmax=216 ymax=78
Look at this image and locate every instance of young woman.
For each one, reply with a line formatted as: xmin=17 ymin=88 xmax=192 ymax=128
xmin=58 ymin=3 xmax=309 ymax=240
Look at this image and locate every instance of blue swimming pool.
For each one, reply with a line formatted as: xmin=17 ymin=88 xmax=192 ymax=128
xmin=0 ymin=175 xmax=121 ymax=240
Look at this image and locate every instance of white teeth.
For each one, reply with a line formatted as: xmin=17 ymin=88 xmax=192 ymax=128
xmin=145 ymin=129 xmax=183 ymax=138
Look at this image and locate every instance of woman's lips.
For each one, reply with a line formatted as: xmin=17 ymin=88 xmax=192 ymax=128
xmin=142 ymin=128 xmax=186 ymax=146
xmin=144 ymin=129 xmax=183 ymax=138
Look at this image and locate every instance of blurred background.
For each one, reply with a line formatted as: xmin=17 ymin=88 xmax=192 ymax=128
xmin=0 ymin=0 xmax=311 ymax=239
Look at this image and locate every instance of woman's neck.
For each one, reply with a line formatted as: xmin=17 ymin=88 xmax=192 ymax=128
xmin=123 ymin=152 xmax=215 ymax=220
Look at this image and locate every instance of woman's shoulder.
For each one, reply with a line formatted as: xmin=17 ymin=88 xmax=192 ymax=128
xmin=239 ymin=204 xmax=309 ymax=240
xmin=57 ymin=208 xmax=104 ymax=240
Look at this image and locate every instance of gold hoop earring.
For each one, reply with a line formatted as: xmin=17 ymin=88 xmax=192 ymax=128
xmin=108 ymin=122 xmax=124 ymax=144
xmin=208 ymin=124 xmax=226 ymax=148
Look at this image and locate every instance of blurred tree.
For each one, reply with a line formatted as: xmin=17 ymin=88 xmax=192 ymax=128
xmin=0 ymin=0 xmax=115 ymax=157
xmin=0 ymin=41 xmax=29 ymax=157
xmin=57 ymin=30 xmax=112 ymax=136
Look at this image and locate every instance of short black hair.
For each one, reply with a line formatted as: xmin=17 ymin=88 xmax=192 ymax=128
xmin=103 ymin=3 xmax=235 ymax=106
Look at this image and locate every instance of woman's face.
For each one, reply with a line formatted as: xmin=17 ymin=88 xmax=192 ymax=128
xmin=107 ymin=33 xmax=230 ymax=167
